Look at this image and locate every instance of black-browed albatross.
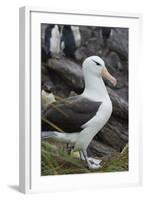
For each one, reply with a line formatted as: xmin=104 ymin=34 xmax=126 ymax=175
xmin=42 ymin=56 xmax=117 ymax=169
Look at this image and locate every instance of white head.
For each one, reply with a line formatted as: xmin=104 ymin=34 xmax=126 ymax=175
xmin=82 ymin=56 xmax=117 ymax=86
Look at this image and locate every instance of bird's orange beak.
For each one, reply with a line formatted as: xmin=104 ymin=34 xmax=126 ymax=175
xmin=101 ymin=67 xmax=117 ymax=86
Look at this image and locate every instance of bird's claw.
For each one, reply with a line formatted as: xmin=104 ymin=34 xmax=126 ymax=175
xmin=88 ymin=157 xmax=102 ymax=165
xmin=88 ymin=158 xmax=102 ymax=169
xmin=88 ymin=163 xmax=102 ymax=170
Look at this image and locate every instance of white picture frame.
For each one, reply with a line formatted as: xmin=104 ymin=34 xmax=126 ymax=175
xmin=19 ymin=6 xmax=142 ymax=194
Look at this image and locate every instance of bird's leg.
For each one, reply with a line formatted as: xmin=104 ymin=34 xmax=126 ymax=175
xmin=66 ymin=143 xmax=70 ymax=154
xmin=80 ymin=150 xmax=102 ymax=166
xmin=79 ymin=151 xmax=85 ymax=160
xmin=66 ymin=143 xmax=74 ymax=154
xmin=82 ymin=150 xmax=93 ymax=168
xmin=82 ymin=150 xmax=101 ymax=169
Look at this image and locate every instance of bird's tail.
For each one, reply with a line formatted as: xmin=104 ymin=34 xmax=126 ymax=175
xmin=41 ymin=131 xmax=78 ymax=143
xmin=41 ymin=131 xmax=59 ymax=139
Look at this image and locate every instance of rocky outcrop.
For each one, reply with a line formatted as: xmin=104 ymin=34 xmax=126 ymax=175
xmin=47 ymin=58 xmax=84 ymax=93
xmin=88 ymin=140 xmax=117 ymax=157
xmin=107 ymin=29 xmax=128 ymax=61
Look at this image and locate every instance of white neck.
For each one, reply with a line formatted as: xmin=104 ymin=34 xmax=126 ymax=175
xmin=81 ymin=69 xmax=110 ymax=102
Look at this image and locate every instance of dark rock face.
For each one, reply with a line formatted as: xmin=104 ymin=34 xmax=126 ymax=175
xmin=41 ymin=24 xmax=128 ymax=158
xmin=107 ymin=87 xmax=128 ymax=120
xmin=107 ymin=29 xmax=128 ymax=61
xmin=88 ymin=140 xmax=117 ymax=157
xmin=47 ymin=58 xmax=84 ymax=94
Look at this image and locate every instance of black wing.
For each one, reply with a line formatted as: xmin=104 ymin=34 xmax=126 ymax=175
xmin=42 ymin=96 xmax=101 ymax=133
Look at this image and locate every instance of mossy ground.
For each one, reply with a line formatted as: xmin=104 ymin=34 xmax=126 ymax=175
xmin=98 ymin=144 xmax=128 ymax=172
xmin=41 ymin=140 xmax=128 ymax=176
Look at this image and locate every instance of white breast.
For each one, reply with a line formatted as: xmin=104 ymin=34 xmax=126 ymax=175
xmin=74 ymin=100 xmax=112 ymax=150
xmin=82 ymin=100 xmax=112 ymax=129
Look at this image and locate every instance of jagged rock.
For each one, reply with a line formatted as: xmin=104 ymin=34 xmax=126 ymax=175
xmin=98 ymin=120 xmax=128 ymax=151
xmin=75 ymin=47 xmax=88 ymax=62
xmin=42 ymin=65 xmax=55 ymax=92
xmin=88 ymin=140 xmax=118 ymax=157
xmin=107 ymin=87 xmax=128 ymax=120
xmin=48 ymin=69 xmax=71 ymax=97
xmin=107 ymin=28 xmax=128 ymax=61
xmin=85 ymin=37 xmax=103 ymax=55
xmin=47 ymin=58 xmax=84 ymax=93
xmin=104 ymin=51 xmax=123 ymax=72
xmin=79 ymin=26 xmax=93 ymax=42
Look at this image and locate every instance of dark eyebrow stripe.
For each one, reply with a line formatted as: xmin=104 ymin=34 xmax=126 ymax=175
xmin=92 ymin=59 xmax=100 ymax=65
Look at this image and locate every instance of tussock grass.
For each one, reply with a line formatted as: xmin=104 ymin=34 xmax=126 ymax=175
xmin=41 ymin=141 xmax=90 ymax=175
xmin=41 ymin=140 xmax=128 ymax=176
xmin=98 ymin=144 xmax=128 ymax=172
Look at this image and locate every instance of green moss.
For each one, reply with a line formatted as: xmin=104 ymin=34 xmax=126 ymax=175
xmin=41 ymin=141 xmax=128 ymax=176
xmin=98 ymin=144 xmax=128 ymax=172
xmin=41 ymin=141 xmax=90 ymax=175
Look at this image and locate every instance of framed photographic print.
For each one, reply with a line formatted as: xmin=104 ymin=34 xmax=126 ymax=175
xmin=19 ymin=6 xmax=142 ymax=193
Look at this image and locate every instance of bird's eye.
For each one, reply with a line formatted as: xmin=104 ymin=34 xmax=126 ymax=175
xmin=92 ymin=60 xmax=101 ymax=66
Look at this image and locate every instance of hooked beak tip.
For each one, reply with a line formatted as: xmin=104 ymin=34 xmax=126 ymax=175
xmin=101 ymin=67 xmax=117 ymax=86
